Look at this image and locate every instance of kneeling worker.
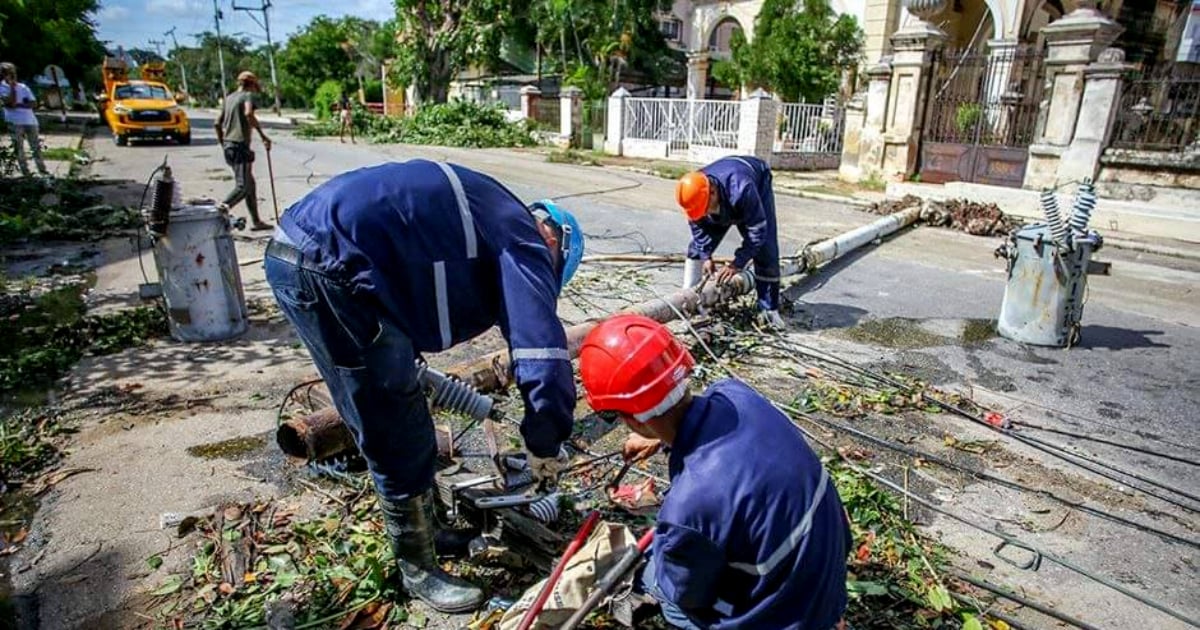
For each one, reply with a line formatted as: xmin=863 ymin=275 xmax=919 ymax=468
xmin=676 ymin=156 xmax=784 ymax=328
xmin=265 ymin=160 xmax=584 ymax=613
xmin=579 ymin=314 xmax=851 ymax=629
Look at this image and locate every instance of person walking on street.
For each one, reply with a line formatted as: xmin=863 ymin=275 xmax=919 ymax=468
xmin=264 ymin=159 xmax=586 ymax=613
xmin=338 ymin=92 xmax=355 ymax=144
xmin=0 ymin=63 xmax=49 ymax=177
xmin=676 ymin=156 xmax=784 ymax=329
xmin=579 ymin=314 xmax=852 ymax=630
xmin=215 ymin=71 xmax=272 ymax=230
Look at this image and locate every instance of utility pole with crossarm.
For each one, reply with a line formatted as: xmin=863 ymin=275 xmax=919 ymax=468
xmin=165 ymin=27 xmax=191 ymax=99
xmin=231 ymin=0 xmax=282 ymax=114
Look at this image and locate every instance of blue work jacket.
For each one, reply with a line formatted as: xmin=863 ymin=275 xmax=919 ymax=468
xmin=688 ymin=156 xmax=774 ymax=270
xmin=651 ymin=379 xmax=851 ymax=629
xmin=278 ymin=160 xmax=575 ymax=457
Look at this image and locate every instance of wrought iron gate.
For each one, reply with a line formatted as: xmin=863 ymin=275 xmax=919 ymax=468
xmin=919 ymin=46 xmax=1045 ymax=188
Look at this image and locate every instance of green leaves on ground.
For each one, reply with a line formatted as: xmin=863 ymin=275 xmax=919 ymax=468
xmin=297 ymin=100 xmax=537 ymax=149
xmin=0 ymin=281 xmax=167 ymax=395
xmin=0 ymin=178 xmax=139 ymax=244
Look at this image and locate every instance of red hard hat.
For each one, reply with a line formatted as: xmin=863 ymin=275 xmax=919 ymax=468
xmin=676 ymin=171 xmax=711 ymax=222
xmin=579 ymin=314 xmax=695 ymax=422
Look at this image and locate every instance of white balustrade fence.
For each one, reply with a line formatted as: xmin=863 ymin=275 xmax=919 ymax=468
xmin=776 ymin=101 xmax=845 ymax=154
xmin=624 ymin=98 xmax=741 ymax=155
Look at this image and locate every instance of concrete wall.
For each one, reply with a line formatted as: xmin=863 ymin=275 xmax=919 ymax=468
xmin=773 ymin=153 xmax=842 ymax=170
xmin=1098 ymin=149 xmax=1200 ymax=207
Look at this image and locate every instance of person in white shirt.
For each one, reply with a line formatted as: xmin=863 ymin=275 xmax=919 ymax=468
xmin=0 ymin=62 xmax=48 ymax=177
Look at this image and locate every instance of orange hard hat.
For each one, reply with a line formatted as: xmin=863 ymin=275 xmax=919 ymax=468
xmin=579 ymin=314 xmax=695 ymax=422
xmin=676 ymin=171 xmax=711 ymax=222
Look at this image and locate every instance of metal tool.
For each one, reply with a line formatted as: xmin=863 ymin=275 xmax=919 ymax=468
xmin=607 ymin=460 xmax=635 ymax=492
xmin=474 ymin=493 xmax=560 ymax=523
xmin=265 ymin=145 xmax=280 ymax=223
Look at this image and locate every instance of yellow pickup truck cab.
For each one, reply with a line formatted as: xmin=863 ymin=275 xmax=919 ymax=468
xmin=100 ymin=58 xmax=190 ymax=146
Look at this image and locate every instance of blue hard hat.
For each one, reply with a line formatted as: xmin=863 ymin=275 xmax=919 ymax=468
xmin=530 ymin=200 xmax=584 ymax=289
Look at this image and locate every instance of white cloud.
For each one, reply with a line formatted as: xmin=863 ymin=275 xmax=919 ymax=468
xmin=144 ymin=0 xmax=205 ymax=16
xmin=97 ymin=5 xmax=132 ymax=21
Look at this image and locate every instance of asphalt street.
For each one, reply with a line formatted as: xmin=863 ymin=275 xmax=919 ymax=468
xmin=9 ymin=111 xmax=1196 ymax=629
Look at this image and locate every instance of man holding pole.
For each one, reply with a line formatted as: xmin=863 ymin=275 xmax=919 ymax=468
xmin=215 ymin=70 xmax=272 ymax=230
xmin=578 ymin=314 xmax=851 ymax=629
xmin=676 ymin=156 xmax=784 ymax=329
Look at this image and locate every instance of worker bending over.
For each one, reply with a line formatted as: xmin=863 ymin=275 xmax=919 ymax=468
xmin=676 ymin=156 xmax=784 ymax=329
xmin=265 ymin=160 xmax=584 ymax=613
xmin=579 ymin=314 xmax=850 ymax=629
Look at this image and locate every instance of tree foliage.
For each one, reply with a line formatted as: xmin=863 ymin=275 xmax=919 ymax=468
xmin=712 ymin=0 xmax=862 ymax=103
xmin=390 ymin=0 xmax=509 ymax=105
xmin=0 ymin=0 xmax=105 ymax=85
xmin=277 ymin=16 xmax=384 ymax=108
xmin=522 ymin=0 xmax=681 ymax=100
xmin=168 ymin=34 xmax=269 ymax=105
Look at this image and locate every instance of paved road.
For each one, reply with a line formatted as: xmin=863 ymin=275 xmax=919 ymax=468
xmin=15 ymin=113 xmax=1197 ymax=629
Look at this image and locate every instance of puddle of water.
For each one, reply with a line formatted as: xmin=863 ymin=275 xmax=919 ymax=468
xmin=839 ymin=317 xmax=998 ymax=349
xmin=186 ymin=435 xmax=268 ymax=460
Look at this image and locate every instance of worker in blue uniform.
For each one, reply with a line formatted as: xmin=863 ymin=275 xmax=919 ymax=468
xmin=676 ymin=156 xmax=785 ymax=329
xmin=264 ymin=160 xmax=585 ymax=613
xmin=579 ymin=314 xmax=851 ymax=629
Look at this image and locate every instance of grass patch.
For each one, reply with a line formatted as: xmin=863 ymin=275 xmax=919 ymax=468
xmin=41 ymin=147 xmax=82 ymax=162
xmin=861 ymin=173 xmax=887 ymax=192
xmin=650 ymin=164 xmax=691 ymax=180
xmin=800 ymin=184 xmax=855 ymax=198
xmin=547 ymin=149 xmax=603 ymax=166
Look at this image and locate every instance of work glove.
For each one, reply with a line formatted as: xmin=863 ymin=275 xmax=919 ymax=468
xmin=526 ymin=446 xmax=570 ymax=487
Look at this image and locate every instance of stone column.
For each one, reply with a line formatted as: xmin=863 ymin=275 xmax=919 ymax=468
xmin=687 ymin=52 xmax=710 ymax=100
xmin=737 ymin=89 xmax=778 ymax=161
xmin=839 ymin=92 xmax=867 ymax=181
xmin=604 ymin=87 xmax=631 ymax=156
xmin=1023 ymin=2 xmax=1122 ymax=188
xmin=877 ymin=0 xmax=947 ymax=181
xmin=560 ymin=86 xmax=582 ymax=148
xmin=1056 ymin=48 xmax=1131 ymax=185
xmin=854 ymin=60 xmax=894 ymax=181
xmin=519 ymin=85 xmax=541 ymax=121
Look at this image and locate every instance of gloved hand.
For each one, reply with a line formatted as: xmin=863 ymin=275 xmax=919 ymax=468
xmin=526 ymin=446 xmax=570 ymax=486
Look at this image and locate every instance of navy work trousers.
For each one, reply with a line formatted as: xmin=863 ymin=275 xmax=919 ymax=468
xmin=265 ymin=255 xmax=437 ymax=503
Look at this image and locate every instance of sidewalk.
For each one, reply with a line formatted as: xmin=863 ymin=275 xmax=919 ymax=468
xmin=193 ymin=107 xmax=310 ymax=129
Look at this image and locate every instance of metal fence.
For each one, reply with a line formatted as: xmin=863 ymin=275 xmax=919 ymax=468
xmin=775 ymin=101 xmax=844 ymax=153
xmin=623 ymin=98 xmax=741 ymax=151
xmin=1110 ymin=63 xmax=1200 ymax=152
xmin=922 ymin=45 xmax=1045 ymax=148
xmin=534 ymin=98 xmax=561 ymax=131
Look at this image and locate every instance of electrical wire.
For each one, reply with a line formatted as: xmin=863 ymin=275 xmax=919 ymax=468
xmin=548 ymin=172 xmax=643 ymax=202
xmin=947 ymin=572 xmax=1101 ymax=630
xmin=763 ymin=334 xmax=1200 ymax=513
xmin=1009 ymin=420 xmax=1200 ymax=468
xmin=782 ymin=405 xmax=1198 ymax=549
xmin=667 ymin=316 xmax=1199 ymax=628
xmin=134 ymin=160 xmax=168 ymax=288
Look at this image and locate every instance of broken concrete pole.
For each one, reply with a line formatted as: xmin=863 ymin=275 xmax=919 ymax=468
xmin=445 ymin=271 xmax=757 ymax=393
xmin=280 ymin=206 xmax=921 ymax=457
xmin=276 ymin=408 xmax=356 ymax=461
xmin=277 ymin=407 xmax=453 ymax=461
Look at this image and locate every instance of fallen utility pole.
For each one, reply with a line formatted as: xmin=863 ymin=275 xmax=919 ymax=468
xmin=277 ymin=206 xmax=921 ymax=459
xmin=447 ymin=205 xmax=922 ymax=393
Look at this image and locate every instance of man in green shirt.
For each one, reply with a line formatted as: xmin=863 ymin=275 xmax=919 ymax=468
xmin=215 ymin=71 xmax=272 ymax=230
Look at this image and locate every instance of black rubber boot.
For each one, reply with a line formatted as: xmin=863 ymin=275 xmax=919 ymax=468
xmin=379 ymin=491 xmax=486 ymax=613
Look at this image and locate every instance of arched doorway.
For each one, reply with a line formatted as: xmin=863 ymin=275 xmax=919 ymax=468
xmin=705 ymin=16 xmax=744 ymax=99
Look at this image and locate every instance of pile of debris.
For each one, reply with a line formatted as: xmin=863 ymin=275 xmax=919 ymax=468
xmin=870 ymin=195 xmax=1022 ymax=237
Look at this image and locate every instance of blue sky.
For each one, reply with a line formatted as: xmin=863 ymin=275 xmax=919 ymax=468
xmin=93 ymin=0 xmax=395 ymax=53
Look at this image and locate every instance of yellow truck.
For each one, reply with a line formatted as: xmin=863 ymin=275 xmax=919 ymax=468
xmin=100 ymin=58 xmax=191 ymax=146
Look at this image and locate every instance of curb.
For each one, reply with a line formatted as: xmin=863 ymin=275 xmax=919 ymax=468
xmin=775 ymin=186 xmax=875 ymax=208
xmin=1102 ymin=237 xmax=1200 ymax=261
